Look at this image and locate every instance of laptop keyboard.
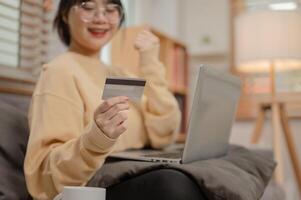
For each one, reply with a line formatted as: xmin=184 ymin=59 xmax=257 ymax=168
xmin=143 ymin=152 xmax=182 ymax=159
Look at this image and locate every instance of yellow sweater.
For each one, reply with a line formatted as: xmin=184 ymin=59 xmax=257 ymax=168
xmin=24 ymin=46 xmax=181 ymax=200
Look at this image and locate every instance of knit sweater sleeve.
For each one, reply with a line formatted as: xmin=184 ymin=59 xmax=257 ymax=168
xmin=24 ymin=64 xmax=116 ymax=200
xmin=107 ymin=45 xmax=181 ymax=149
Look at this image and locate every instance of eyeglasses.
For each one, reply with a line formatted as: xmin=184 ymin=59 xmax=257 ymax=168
xmin=75 ymin=1 xmax=124 ymax=24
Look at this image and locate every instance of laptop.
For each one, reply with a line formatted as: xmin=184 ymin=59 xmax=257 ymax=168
xmin=109 ymin=65 xmax=242 ymax=164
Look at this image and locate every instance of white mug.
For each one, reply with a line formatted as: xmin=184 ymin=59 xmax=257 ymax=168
xmin=53 ymin=186 xmax=106 ymax=200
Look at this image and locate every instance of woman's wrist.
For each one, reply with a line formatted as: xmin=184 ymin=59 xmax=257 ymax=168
xmin=82 ymin=121 xmax=117 ymax=153
xmin=139 ymin=44 xmax=160 ymax=67
xmin=139 ymin=44 xmax=164 ymax=79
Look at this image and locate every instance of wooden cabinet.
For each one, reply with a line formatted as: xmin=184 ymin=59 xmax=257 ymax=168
xmin=110 ymin=25 xmax=189 ymax=136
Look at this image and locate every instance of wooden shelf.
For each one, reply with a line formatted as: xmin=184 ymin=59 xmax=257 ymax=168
xmin=0 ymin=79 xmax=34 ymax=96
xmin=0 ymin=66 xmax=37 ymax=83
xmin=0 ymin=66 xmax=36 ymax=96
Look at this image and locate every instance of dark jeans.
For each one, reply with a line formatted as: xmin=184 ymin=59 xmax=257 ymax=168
xmin=106 ymin=169 xmax=207 ymax=200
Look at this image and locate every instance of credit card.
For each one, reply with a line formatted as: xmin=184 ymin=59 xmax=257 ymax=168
xmin=102 ymin=77 xmax=146 ymax=104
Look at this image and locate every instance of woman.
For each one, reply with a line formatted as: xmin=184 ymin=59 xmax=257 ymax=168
xmin=24 ymin=0 xmax=202 ymax=200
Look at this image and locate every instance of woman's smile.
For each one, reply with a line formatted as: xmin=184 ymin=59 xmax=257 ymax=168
xmin=87 ymin=27 xmax=110 ymax=38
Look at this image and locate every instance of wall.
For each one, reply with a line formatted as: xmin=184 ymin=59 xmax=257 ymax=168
xmin=179 ymin=0 xmax=230 ymax=56
xmin=177 ymin=0 xmax=231 ymax=113
xmin=133 ymin=0 xmax=181 ymax=39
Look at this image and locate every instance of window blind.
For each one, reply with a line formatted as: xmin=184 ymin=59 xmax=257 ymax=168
xmin=0 ymin=0 xmax=21 ymax=68
xmin=20 ymin=0 xmax=52 ymax=69
xmin=0 ymin=0 xmax=52 ymax=70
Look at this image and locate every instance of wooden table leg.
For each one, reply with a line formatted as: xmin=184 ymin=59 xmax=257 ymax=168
xmin=279 ymin=104 xmax=301 ymax=195
xmin=271 ymin=102 xmax=285 ymax=184
xmin=251 ymin=105 xmax=266 ymax=144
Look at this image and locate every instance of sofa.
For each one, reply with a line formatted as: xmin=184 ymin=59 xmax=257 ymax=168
xmin=0 ymin=92 xmax=280 ymax=200
xmin=0 ymin=93 xmax=32 ymax=199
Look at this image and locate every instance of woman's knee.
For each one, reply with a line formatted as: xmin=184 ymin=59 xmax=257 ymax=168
xmin=107 ymin=169 xmax=204 ymax=200
xmin=147 ymin=169 xmax=203 ymax=200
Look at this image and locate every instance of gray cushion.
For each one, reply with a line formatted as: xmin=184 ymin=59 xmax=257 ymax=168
xmin=88 ymin=145 xmax=276 ymax=200
xmin=0 ymin=101 xmax=32 ymax=200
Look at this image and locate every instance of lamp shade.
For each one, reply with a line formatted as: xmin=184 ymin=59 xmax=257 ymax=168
xmin=235 ymin=10 xmax=301 ymax=73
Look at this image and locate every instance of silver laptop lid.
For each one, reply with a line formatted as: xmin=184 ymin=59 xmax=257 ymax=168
xmin=182 ymin=65 xmax=242 ymax=163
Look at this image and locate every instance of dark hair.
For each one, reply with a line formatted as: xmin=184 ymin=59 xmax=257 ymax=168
xmin=53 ymin=0 xmax=125 ymax=46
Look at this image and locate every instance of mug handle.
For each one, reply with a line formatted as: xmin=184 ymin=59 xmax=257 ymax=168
xmin=53 ymin=193 xmax=62 ymax=200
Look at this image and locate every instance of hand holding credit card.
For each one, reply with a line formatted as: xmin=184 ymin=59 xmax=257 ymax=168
xmin=102 ymin=77 xmax=146 ymax=104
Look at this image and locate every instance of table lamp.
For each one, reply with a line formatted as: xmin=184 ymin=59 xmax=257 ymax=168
xmin=235 ymin=10 xmax=301 ymax=192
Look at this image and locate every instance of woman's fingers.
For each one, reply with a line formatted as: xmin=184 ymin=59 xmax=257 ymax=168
xmin=114 ymin=120 xmax=128 ymax=137
xmin=134 ymin=30 xmax=159 ymax=51
xmin=97 ymin=96 xmax=129 ymax=113
xmin=104 ymin=102 xmax=129 ymax=120
xmin=110 ymin=110 xmax=129 ymax=126
xmin=95 ymin=110 xmax=129 ymax=139
xmin=94 ymin=96 xmax=130 ymax=139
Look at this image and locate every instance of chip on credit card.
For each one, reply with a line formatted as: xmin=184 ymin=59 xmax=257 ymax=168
xmin=102 ymin=77 xmax=146 ymax=104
